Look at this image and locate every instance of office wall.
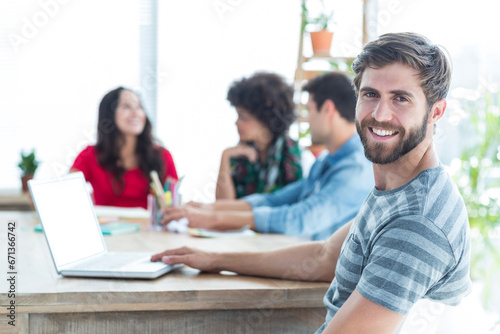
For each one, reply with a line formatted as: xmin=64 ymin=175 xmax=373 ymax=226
xmin=2 ymin=0 xmax=500 ymax=203
xmin=154 ymin=0 xmax=362 ymax=202
xmin=0 ymin=0 xmax=362 ymax=202
xmin=0 ymin=0 xmax=142 ymax=189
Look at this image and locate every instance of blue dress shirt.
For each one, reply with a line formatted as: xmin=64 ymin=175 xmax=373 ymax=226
xmin=243 ymin=134 xmax=374 ymax=240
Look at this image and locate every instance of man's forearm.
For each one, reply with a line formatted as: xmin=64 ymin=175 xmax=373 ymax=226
xmin=212 ymin=210 xmax=256 ymax=230
xmin=213 ymin=199 xmax=252 ymax=212
xmin=217 ymin=222 xmax=353 ymax=282
xmin=213 ymin=241 xmax=334 ymax=282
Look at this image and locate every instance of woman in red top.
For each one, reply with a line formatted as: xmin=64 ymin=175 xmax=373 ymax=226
xmin=71 ymin=87 xmax=178 ymax=209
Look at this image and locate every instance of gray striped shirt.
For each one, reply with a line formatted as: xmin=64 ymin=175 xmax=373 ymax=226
xmin=317 ymin=165 xmax=472 ymax=333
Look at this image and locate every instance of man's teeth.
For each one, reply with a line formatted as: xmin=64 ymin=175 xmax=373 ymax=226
xmin=372 ymin=128 xmax=396 ymax=136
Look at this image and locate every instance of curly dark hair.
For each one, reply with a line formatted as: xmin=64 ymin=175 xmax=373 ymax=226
xmin=226 ymin=72 xmax=296 ymax=141
xmin=95 ymin=87 xmax=165 ymax=194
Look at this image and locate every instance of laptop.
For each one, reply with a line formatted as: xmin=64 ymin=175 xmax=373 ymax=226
xmin=28 ymin=172 xmax=180 ymax=279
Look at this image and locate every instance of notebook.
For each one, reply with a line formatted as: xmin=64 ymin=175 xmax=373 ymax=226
xmin=28 ymin=172 xmax=181 ymax=279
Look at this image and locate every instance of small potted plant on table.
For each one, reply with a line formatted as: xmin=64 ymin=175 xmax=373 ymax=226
xmin=18 ymin=150 xmax=39 ymax=192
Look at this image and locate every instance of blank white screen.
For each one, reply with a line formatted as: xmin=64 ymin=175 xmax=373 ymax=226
xmin=31 ymin=175 xmax=105 ymax=267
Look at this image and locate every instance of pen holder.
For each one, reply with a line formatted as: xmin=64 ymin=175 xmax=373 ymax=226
xmin=147 ymin=194 xmax=163 ymax=231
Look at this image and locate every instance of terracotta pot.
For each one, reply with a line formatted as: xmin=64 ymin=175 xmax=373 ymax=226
xmin=307 ymin=145 xmax=327 ymax=158
xmin=310 ymin=30 xmax=334 ymax=56
xmin=21 ymin=174 xmax=34 ymax=192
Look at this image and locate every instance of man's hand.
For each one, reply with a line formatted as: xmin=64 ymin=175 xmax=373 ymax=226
xmin=161 ymin=205 xmax=218 ymax=229
xmin=150 ymin=246 xmax=220 ymax=272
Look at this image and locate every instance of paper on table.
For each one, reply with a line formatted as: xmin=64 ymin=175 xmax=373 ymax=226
xmin=188 ymin=226 xmax=256 ymax=238
xmin=166 ymin=218 xmax=189 ymax=234
xmin=93 ymin=206 xmax=150 ymax=219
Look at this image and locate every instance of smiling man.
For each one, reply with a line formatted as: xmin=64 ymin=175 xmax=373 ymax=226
xmin=152 ymin=32 xmax=472 ymax=333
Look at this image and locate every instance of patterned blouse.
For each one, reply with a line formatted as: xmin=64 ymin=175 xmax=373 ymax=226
xmin=230 ymin=136 xmax=303 ymax=198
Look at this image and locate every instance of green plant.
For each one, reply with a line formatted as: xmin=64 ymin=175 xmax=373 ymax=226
xmin=310 ymin=12 xmax=334 ymax=31
xmin=18 ymin=150 xmax=39 ymax=176
xmin=329 ymin=59 xmax=354 ymax=75
xmin=300 ymin=0 xmax=335 ymax=32
xmin=449 ymin=85 xmax=500 ymax=310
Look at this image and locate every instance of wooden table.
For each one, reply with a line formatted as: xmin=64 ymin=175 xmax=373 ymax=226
xmin=0 ymin=191 xmax=32 ymax=211
xmin=0 ymin=211 xmax=329 ymax=334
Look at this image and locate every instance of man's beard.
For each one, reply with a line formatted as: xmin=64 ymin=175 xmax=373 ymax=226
xmin=355 ymin=113 xmax=429 ymax=164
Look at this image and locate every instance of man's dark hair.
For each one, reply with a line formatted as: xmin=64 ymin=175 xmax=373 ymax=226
xmin=352 ymin=32 xmax=451 ymax=108
xmin=303 ymin=72 xmax=357 ymax=123
xmin=227 ymin=72 xmax=295 ymax=141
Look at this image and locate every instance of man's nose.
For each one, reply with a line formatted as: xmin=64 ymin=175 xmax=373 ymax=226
xmin=371 ymin=99 xmax=392 ymax=123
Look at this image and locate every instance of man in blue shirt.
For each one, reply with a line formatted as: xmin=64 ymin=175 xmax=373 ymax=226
xmin=162 ymin=72 xmax=373 ymax=240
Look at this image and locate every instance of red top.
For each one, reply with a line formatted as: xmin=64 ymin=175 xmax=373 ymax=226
xmin=71 ymin=145 xmax=178 ymax=209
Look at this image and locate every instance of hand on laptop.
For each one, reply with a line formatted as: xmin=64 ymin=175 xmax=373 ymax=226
xmin=150 ymin=246 xmax=220 ymax=273
xmin=161 ymin=205 xmax=217 ymax=229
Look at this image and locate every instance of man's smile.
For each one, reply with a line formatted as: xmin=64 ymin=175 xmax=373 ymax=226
xmin=369 ymin=126 xmax=399 ymax=139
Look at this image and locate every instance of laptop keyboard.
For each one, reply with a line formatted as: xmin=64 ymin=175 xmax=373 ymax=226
xmin=77 ymin=253 xmax=147 ymax=270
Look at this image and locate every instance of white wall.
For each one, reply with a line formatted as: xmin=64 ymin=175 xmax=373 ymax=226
xmin=2 ymin=0 xmax=500 ymax=203
xmin=155 ymin=0 xmax=302 ymax=203
xmin=0 ymin=0 xmax=362 ymax=202
xmin=1 ymin=0 xmax=142 ymax=189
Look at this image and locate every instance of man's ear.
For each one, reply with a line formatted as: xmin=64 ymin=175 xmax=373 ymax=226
xmin=322 ymin=99 xmax=337 ymax=117
xmin=429 ymin=99 xmax=446 ymax=124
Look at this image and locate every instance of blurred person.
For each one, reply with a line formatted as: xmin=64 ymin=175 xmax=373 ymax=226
xmin=216 ymin=72 xmax=302 ymax=200
xmin=163 ymin=72 xmax=373 ymax=241
xmin=71 ymin=87 xmax=178 ymax=209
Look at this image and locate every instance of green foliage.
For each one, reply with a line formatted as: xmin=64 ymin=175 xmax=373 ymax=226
xmin=300 ymin=0 xmax=335 ymax=32
xmin=300 ymin=1 xmax=308 ymax=33
xmin=310 ymin=12 xmax=334 ymax=31
xmin=450 ymin=86 xmax=500 ymax=309
xmin=18 ymin=149 xmax=39 ymax=176
xmin=329 ymin=59 xmax=355 ymax=76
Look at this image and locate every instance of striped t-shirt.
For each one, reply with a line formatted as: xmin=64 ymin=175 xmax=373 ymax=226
xmin=316 ymin=165 xmax=472 ymax=333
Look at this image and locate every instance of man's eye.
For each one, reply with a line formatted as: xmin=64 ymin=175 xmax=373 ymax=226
xmin=364 ymin=92 xmax=376 ymax=98
xmin=395 ymin=96 xmax=408 ymax=102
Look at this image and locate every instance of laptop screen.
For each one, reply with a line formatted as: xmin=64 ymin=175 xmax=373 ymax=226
xmin=30 ymin=173 xmax=105 ymax=268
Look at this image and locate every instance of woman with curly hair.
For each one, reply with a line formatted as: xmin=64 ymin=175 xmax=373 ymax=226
xmin=71 ymin=87 xmax=178 ymax=209
xmin=216 ymin=72 xmax=302 ymax=199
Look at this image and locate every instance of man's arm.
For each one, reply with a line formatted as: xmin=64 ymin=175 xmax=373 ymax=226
xmin=184 ymin=199 xmax=252 ymax=212
xmin=323 ymin=289 xmax=405 ymax=334
xmin=212 ymin=199 xmax=252 ymax=211
xmin=251 ymin=162 xmax=372 ymax=238
xmin=152 ymin=220 xmax=352 ymax=282
xmin=162 ymin=178 xmax=305 ymax=229
xmin=161 ymin=202 xmax=254 ymax=230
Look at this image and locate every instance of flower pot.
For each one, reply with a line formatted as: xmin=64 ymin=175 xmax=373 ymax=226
xmin=21 ymin=174 xmax=34 ymax=192
xmin=307 ymin=144 xmax=327 ymax=158
xmin=310 ymin=30 xmax=334 ymax=56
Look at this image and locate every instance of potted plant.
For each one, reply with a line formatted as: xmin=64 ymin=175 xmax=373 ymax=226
xmin=18 ymin=149 xmax=39 ymax=192
xmin=302 ymin=0 xmax=335 ymax=56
